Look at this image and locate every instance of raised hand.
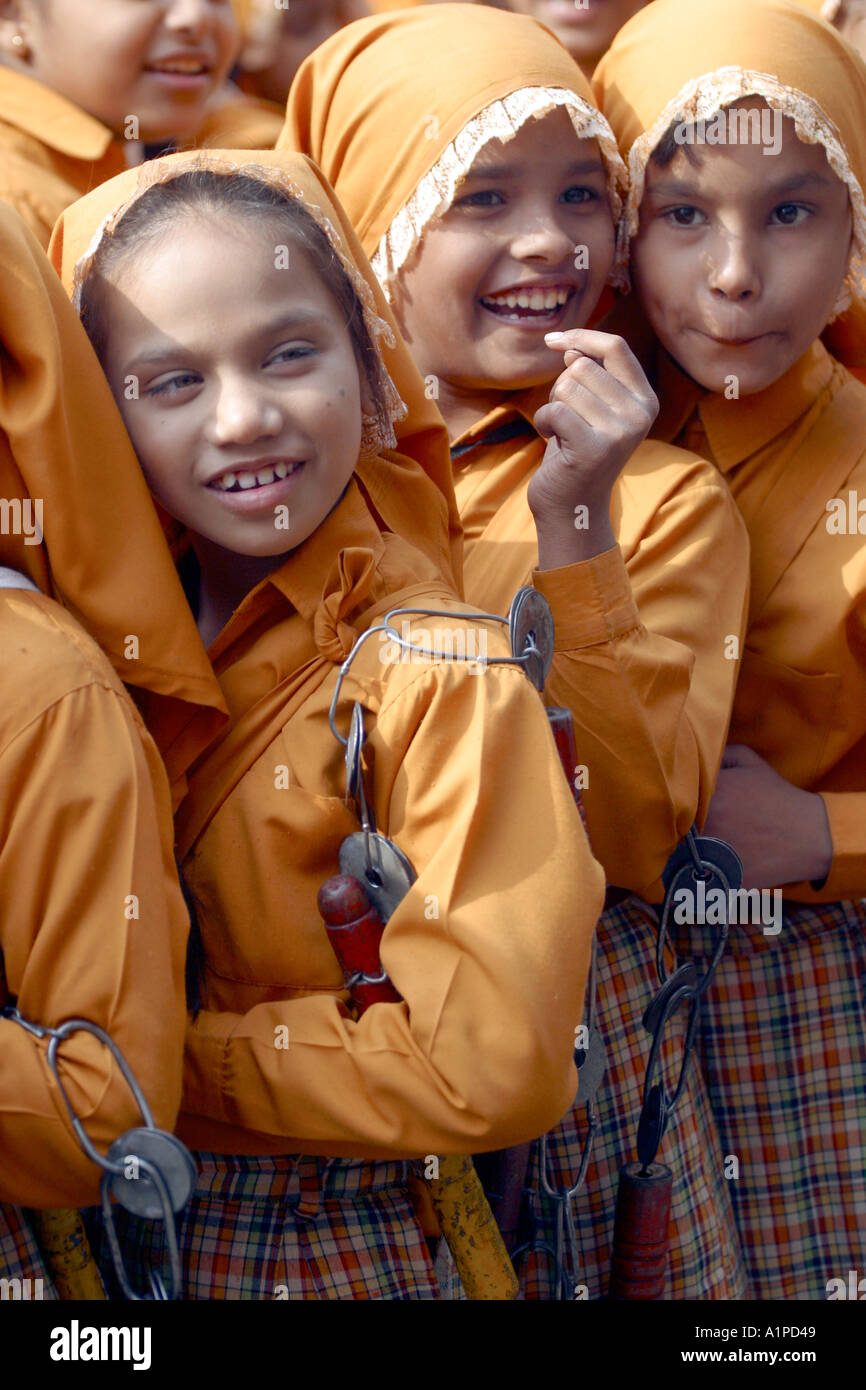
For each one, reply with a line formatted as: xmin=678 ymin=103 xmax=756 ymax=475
xmin=528 ymin=330 xmax=658 ymax=569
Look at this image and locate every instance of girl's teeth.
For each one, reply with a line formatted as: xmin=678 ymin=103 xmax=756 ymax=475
xmin=221 ymin=471 xmax=237 ymax=490
xmin=274 ymin=462 xmax=289 ymax=479
xmin=238 ymin=474 xmax=258 ymax=490
xmin=483 ymin=288 xmax=571 ymax=314
xmin=256 ymin=467 xmax=276 ymax=486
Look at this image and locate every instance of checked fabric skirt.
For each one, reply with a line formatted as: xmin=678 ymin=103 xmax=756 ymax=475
xmin=521 ymin=895 xmax=749 ymax=1301
xmin=0 ymin=1204 xmax=58 ymax=1297
xmin=90 ymin=1153 xmax=440 ymax=1300
xmin=678 ymin=897 xmax=866 ymax=1300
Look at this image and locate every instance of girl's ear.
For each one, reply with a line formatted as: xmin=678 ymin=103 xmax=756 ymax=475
xmin=0 ymin=3 xmax=31 ymax=65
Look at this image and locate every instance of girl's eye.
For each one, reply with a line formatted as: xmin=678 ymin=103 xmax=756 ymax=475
xmin=562 ymin=186 xmax=599 ymax=205
xmin=147 ymin=372 xmax=200 ymax=397
xmin=664 ymin=205 xmax=706 ymax=228
xmin=771 ymin=203 xmax=810 ymax=227
xmin=454 ymin=189 xmax=506 ymax=209
xmin=269 ymin=344 xmax=315 ymax=365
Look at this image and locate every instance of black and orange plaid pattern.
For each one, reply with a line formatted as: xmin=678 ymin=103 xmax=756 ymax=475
xmin=0 ymin=1204 xmax=58 ymax=1298
xmin=521 ymin=896 xmax=749 ymax=1301
xmin=691 ymin=897 xmax=866 ymax=1300
xmin=92 ymin=1154 xmax=440 ymax=1300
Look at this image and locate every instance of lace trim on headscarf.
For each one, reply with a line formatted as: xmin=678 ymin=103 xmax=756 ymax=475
xmin=370 ymin=86 xmax=629 ymax=299
xmin=70 ymin=152 xmax=407 ymax=452
xmin=621 ymin=67 xmax=866 ymax=317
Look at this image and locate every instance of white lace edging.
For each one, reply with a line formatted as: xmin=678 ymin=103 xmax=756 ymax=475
xmin=71 ymin=154 xmax=406 ymax=450
xmin=370 ymin=86 xmax=629 ymax=299
xmin=621 ymin=67 xmax=866 ymax=315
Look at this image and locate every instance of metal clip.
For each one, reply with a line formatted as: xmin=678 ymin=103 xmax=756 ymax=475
xmin=2 ymin=1008 xmax=195 ymax=1300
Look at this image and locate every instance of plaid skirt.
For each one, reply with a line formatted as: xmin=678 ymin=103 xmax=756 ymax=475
xmin=0 ymin=1204 xmax=58 ymax=1300
xmin=90 ymin=1153 xmax=440 ymax=1301
xmin=677 ymin=898 xmax=866 ymax=1300
xmin=520 ymin=896 xmax=748 ymax=1300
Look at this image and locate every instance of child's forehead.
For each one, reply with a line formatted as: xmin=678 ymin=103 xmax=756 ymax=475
xmin=465 ymin=111 xmax=603 ymax=177
xmin=648 ymin=102 xmax=842 ymax=190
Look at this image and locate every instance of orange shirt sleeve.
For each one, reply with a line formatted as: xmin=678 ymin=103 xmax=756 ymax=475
xmin=0 ymin=602 xmax=188 ymax=1208
xmin=534 ymin=447 xmax=750 ymax=898
xmin=181 ymin=660 xmax=602 ymax=1158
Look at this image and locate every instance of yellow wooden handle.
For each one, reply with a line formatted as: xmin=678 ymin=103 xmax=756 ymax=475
xmin=429 ymin=1155 xmax=519 ymax=1300
xmin=30 ymin=1208 xmax=106 ymax=1301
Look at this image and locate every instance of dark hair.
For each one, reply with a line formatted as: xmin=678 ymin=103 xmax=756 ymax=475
xmin=78 ymin=170 xmax=389 ymax=433
xmin=650 ymin=120 xmax=684 ymax=169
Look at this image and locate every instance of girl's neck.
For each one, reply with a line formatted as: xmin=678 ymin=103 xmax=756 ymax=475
xmin=191 ymin=535 xmax=291 ymax=649
xmin=437 ymin=379 xmax=534 ymax=442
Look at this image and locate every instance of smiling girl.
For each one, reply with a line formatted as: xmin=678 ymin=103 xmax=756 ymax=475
xmin=595 ymin=0 xmax=866 ymax=1298
xmin=280 ymin=3 xmax=750 ymax=1298
xmin=0 ymin=0 xmax=239 ymax=245
xmin=51 ymin=146 xmax=601 ymax=1300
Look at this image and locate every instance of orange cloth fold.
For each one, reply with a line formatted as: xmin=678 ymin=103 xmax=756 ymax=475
xmin=0 ymin=205 xmax=214 ymax=1208
xmin=53 ymin=149 xmax=600 ymax=1156
xmin=0 ymin=67 xmax=127 ymax=248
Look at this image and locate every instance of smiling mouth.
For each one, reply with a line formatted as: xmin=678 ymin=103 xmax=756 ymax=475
xmin=479 ymin=285 xmax=577 ymax=323
xmin=209 ymin=461 xmax=303 ymax=493
xmin=145 ymin=59 xmax=211 ymax=78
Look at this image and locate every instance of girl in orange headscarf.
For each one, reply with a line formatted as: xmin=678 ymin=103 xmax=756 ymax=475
xmin=51 ymin=146 xmax=601 ymax=1300
xmin=0 ymin=203 xmax=223 ymax=1294
xmin=0 ymin=1 xmax=243 ymax=247
xmin=595 ymin=0 xmax=866 ymax=1299
xmin=280 ymin=2 xmax=749 ymax=1299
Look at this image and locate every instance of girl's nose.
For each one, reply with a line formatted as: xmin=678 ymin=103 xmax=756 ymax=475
xmin=209 ymin=380 xmax=283 ymax=447
xmin=163 ymin=0 xmax=221 ymax=34
xmin=707 ymin=232 xmax=762 ymax=302
xmin=508 ymin=211 xmax=576 ymax=268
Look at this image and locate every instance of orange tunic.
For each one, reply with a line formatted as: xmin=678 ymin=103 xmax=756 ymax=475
xmin=0 ymin=205 xmax=220 ymax=1210
xmin=174 ymin=484 xmax=602 ymax=1159
xmin=653 ymin=342 xmax=866 ymax=901
xmin=0 ymin=68 xmax=127 ymax=248
xmin=0 ymin=592 xmax=188 ymax=1209
xmin=450 ymin=386 xmax=749 ymax=898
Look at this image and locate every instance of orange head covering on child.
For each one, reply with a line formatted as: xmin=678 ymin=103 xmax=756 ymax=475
xmin=594 ymin=0 xmax=866 ymax=328
xmin=278 ymin=2 xmax=628 ymax=295
xmin=0 ymin=203 xmax=227 ymax=788
xmin=50 ymin=149 xmax=462 ymax=595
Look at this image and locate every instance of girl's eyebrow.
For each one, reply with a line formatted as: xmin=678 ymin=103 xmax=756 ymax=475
xmin=463 ymin=158 xmax=606 ymax=181
xmin=764 ymin=172 xmax=833 ymax=194
xmin=648 ymin=172 xmax=834 ymax=201
xmin=123 ymin=309 xmax=333 ymax=371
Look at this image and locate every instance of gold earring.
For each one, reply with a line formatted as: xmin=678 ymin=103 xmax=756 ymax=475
xmin=11 ymin=33 xmax=30 ymax=58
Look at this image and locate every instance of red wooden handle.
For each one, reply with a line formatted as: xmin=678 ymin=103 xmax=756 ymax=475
xmin=608 ymin=1162 xmax=673 ymax=1300
xmin=318 ymin=873 xmax=401 ymax=1012
xmin=546 ymin=706 xmax=587 ymax=829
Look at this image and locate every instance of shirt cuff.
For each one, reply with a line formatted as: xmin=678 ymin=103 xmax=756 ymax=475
xmin=784 ymin=791 xmax=866 ymax=902
xmin=532 ymin=545 xmax=641 ymax=650
xmin=182 ymin=1012 xmax=233 ymax=1125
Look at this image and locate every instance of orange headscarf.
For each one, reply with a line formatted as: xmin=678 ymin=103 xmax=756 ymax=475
xmin=50 ymin=149 xmax=461 ymax=595
xmin=279 ymin=3 xmax=627 ymax=293
xmin=594 ymin=0 xmax=866 ymax=322
xmin=0 ymin=203 xmax=227 ymax=788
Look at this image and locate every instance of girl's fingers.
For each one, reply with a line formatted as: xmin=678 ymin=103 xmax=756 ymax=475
xmin=552 ymin=353 xmax=637 ymax=414
xmin=546 ymin=329 xmax=653 ymax=401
